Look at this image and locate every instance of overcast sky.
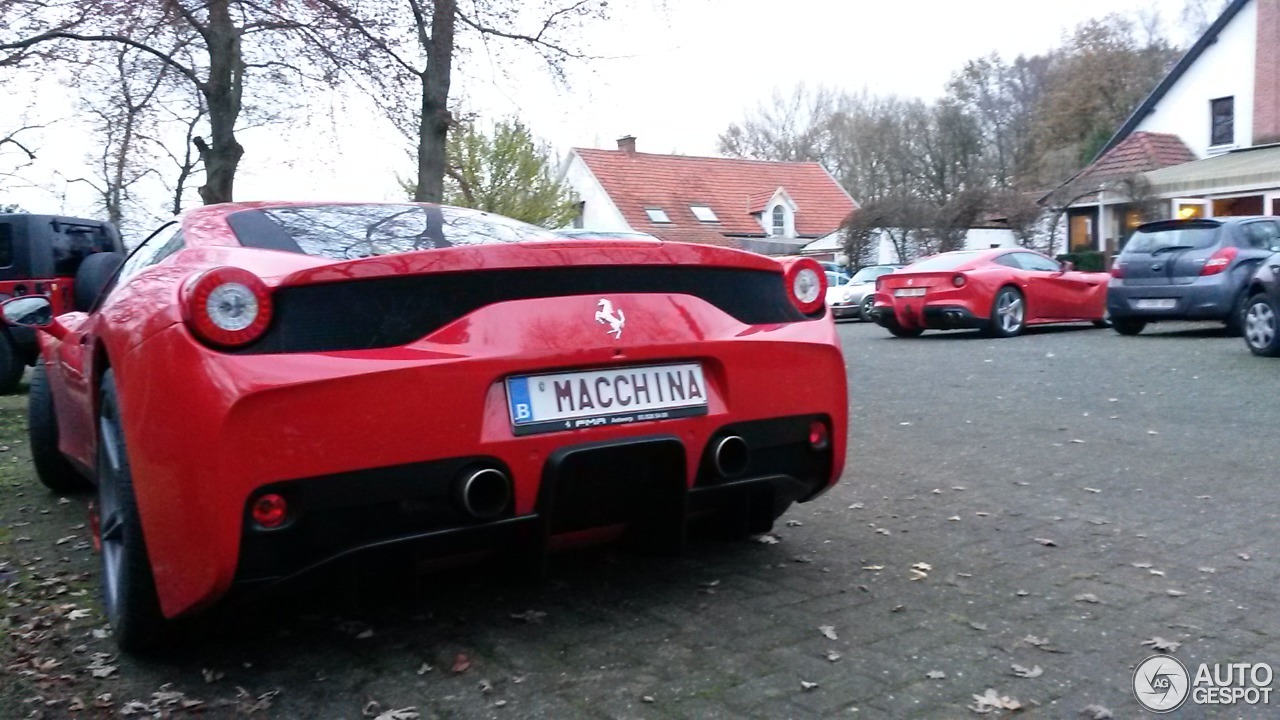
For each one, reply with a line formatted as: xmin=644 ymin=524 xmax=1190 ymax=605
xmin=2 ymin=0 xmax=1205 ymax=228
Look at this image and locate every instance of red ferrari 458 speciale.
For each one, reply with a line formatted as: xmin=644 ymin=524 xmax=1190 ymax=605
xmin=1 ymin=202 xmax=847 ymax=650
xmin=870 ymin=248 xmax=1110 ymax=338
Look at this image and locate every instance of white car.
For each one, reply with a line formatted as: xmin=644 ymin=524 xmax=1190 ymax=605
xmin=825 ymin=265 xmax=902 ymax=320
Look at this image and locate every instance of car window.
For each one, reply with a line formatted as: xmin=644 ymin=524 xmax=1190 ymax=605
xmin=0 ymin=223 xmax=12 ymax=269
xmin=230 ymin=204 xmax=560 ymax=260
xmin=117 ymin=223 xmax=180 ymax=282
xmin=51 ymin=224 xmax=116 ymax=276
xmin=850 ymin=266 xmax=896 ymax=283
xmin=993 ymin=253 xmax=1021 ymax=269
xmin=906 ymin=252 xmax=982 ymax=272
xmin=825 ymin=272 xmax=848 ymax=287
xmin=1125 ymin=225 xmax=1219 ymax=253
xmin=1238 ymin=221 xmax=1280 ymax=250
xmin=1013 ymin=253 xmax=1061 ymax=272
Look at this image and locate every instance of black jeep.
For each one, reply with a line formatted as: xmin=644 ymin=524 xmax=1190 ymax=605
xmin=0 ymin=215 xmax=126 ymax=393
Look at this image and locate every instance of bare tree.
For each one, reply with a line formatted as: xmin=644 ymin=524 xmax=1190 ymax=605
xmin=311 ymin=0 xmax=610 ymax=204
xmin=0 ymin=121 xmax=40 ymax=185
xmin=717 ymin=84 xmax=837 ymax=164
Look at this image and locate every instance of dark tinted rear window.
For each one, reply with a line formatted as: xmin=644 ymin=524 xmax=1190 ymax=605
xmin=906 ymin=252 xmax=981 ymax=272
xmin=1125 ymin=226 xmax=1219 ymax=254
xmin=52 ymin=227 xmax=114 ymax=275
xmin=237 ymin=204 xmax=559 ymax=260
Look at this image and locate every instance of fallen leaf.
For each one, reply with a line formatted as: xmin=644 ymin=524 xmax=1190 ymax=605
xmin=891 ymin=604 xmax=905 ymax=613
xmin=363 ymin=700 xmax=381 ymax=717
xmin=862 ymin=565 xmax=884 ymax=571
xmin=969 ymin=688 xmax=1022 ymax=713
xmin=948 ymin=515 xmax=961 ymax=521
xmin=800 ymin=680 xmax=819 ymax=691
xmin=1078 ymin=704 xmax=1113 ymax=719
xmin=1239 ymin=552 xmax=1251 ymax=561
xmin=451 ymin=654 xmax=472 ymax=674
xmin=969 ymin=621 xmax=988 ymax=632
xmin=1149 ymin=569 xmax=1166 ymax=577
xmin=848 ymin=503 xmax=864 ymax=510
xmin=818 ymin=625 xmax=838 ymax=640
xmin=68 ymin=697 xmax=86 ymax=711
xmin=416 ymin=663 xmax=433 ymax=675
xmin=478 ymin=679 xmax=493 ymax=694
xmin=493 ymin=700 xmax=508 ymax=708
xmin=756 ymin=534 xmax=780 ymax=545
xmin=1073 ymin=593 xmax=1100 ymax=604
xmin=1034 ymin=538 xmax=1057 ymax=547
xmin=912 ymin=562 xmax=933 ymax=572
xmin=1069 ymin=439 xmax=1086 ymax=444
xmin=875 ymin=527 xmax=891 ymax=536
xmin=375 ymin=709 xmax=419 ymax=720
xmin=1141 ymin=637 xmax=1181 ymax=653
xmin=825 ymin=650 xmax=842 ymax=662
xmin=509 ymin=610 xmax=547 ymax=624
xmin=641 ymin=695 xmax=655 ymax=703
xmin=1011 ymin=664 xmax=1043 ymax=678
xmin=1198 ymin=567 xmax=1216 ymax=573
xmin=785 ymin=520 xmax=803 ymax=527
xmin=1167 ymin=589 xmax=1186 ymax=597
xmin=1131 ymin=561 xmax=1152 ymax=569
xmin=202 ymin=668 xmax=225 ymax=683
xmin=926 ymin=670 xmax=946 ymax=680
xmin=1083 ymin=487 xmax=1101 ymax=493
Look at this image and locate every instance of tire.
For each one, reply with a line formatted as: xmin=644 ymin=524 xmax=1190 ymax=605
xmin=986 ymin=287 xmax=1026 ymax=338
xmin=96 ymin=370 xmax=170 ymax=652
xmin=1243 ymin=294 xmax=1280 ymax=357
xmin=858 ymin=295 xmax=875 ymax=321
xmin=1112 ymin=318 xmax=1146 ymax=336
xmin=0 ymin=335 xmax=25 ymax=395
xmin=28 ymin=362 xmax=89 ymax=493
xmin=74 ymin=252 xmax=125 ymax=312
xmin=886 ymin=322 xmax=924 ymax=338
xmin=1092 ymin=311 xmax=1112 ymax=329
xmin=1224 ymin=290 xmax=1247 ymax=337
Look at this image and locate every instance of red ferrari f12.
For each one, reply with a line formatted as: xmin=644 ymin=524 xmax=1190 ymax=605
xmin=2 ymin=203 xmax=847 ymax=650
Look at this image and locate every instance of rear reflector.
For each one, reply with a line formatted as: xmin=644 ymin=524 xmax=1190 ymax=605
xmin=251 ymin=493 xmax=288 ymax=529
xmin=1110 ymin=263 xmax=1125 ymax=278
xmin=808 ymin=419 xmax=830 ymax=450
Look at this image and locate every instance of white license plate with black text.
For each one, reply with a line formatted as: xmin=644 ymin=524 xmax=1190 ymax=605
xmin=894 ymin=288 xmax=927 ymax=297
xmin=1134 ymin=298 xmax=1177 ymax=310
xmin=506 ymin=363 xmax=708 ymax=436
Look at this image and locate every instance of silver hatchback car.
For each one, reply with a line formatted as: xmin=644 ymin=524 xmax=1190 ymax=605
xmin=1107 ymin=217 xmax=1280 ymax=335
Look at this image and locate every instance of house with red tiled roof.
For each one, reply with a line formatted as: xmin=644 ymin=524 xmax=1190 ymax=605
xmin=1063 ymin=0 xmax=1280 ymax=253
xmin=560 ymin=136 xmax=857 ymax=254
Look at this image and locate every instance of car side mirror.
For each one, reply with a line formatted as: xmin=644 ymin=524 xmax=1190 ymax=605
xmin=1060 ymin=261 xmax=1075 ymax=272
xmin=2 ymin=295 xmax=53 ymax=328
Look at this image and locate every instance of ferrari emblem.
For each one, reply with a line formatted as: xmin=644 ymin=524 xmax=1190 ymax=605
xmin=595 ymin=299 xmax=626 ymax=339
xmin=907 ymin=278 xmax=915 ymax=286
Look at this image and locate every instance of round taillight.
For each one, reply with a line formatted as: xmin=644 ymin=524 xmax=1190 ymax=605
xmin=784 ymin=259 xmax=827 ymax=315
xmin=251 ymin=493 xmax=288 ymax=529
xmin=952 ymin=273 xmax=967 ymax=288
xmin=808 ymin=419 xmax=830 ymax=450
xmin=183 ymin=267 xmax=273 ymax=347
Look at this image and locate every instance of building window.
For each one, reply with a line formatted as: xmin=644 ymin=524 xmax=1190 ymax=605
xmin=1211 ymin=96 xmax=1234 ymax=146
xmin=689 ymin=205 xmax=718 ymax=222
xmin=771 ymin=205 xmax=786 ymax=236
xmin=571 ymin=201 xmax=585 ymax=228
xmin=644 ymin=208 xmax=670 ymax=223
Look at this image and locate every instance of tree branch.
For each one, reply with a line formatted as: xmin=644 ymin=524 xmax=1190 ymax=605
xmin=0 ymin=31 xmax=202 ymax=87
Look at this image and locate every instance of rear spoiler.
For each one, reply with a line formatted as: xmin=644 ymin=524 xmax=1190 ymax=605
xmin=1136 ymin=219 xmax=1222 ymax=232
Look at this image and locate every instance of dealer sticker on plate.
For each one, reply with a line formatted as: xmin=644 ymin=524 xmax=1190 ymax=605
xmin=506 ymin=362 xmax=708 ymax=436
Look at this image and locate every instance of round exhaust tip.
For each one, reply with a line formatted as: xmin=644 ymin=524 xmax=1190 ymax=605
xmin=456 ymin=467 xmax=511 ymax=520
xmin=713 ymin=435 xmax=750 ymax=478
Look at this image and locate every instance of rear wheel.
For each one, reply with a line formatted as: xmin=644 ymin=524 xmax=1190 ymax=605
xmin=29 ymin=363 xmax=88 ymax=493
xmin=986 ymin=287 xmax=1025 ymax=338
xmin=1224 ymin=291 xmax=1247 ymax=337
xmin=0 ymin=336 xmax=25 ymax=395
xmin=1243 ymin=294 xmax=1280 ymax=357
xmin=858 ymin=296 xmax=875 ymax=321
xmin=96 ymin=371 xmax=170 ymax=653
xmin=1112 ymin=318 xmax=1146 ymax=336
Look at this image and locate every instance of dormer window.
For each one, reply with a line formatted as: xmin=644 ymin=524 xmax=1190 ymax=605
xmin=1211 ymin=96 xmax=1234 ymax=147
xmin=771 ymin=205 xmax=787 ymax=237
xmin=690 ymin=205 xmax=718 ymax=222
xmin=645 ymin=208 xmax=671 ymax=223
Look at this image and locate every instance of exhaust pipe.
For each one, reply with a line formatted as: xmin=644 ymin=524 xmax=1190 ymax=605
xmin=455 ymin=467 xmax=512 ymax=520
xmin=712 ymin=435 xmax=750 ymax=478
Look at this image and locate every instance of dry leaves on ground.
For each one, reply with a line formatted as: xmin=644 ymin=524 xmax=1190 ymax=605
xmin=969 ymin=688 xmax=1022 ymax=713
xmin=1078 ymin=705 xmax=1113 ymax=719
xmin=818 ymin=625 xmax=838 ymax=641
xmin=1010 ymin=664 xmax=1043 ymax=679
xmin=1141 ymin=637 xmax=1181 ymax=653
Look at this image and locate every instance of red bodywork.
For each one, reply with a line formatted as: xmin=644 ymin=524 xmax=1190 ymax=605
xmin=39 ymin=202 xmax=847 ymax=619
xmin=872 ymin=249 xmax=1108 ymax=332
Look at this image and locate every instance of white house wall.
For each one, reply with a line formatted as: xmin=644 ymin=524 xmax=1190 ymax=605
xmin=1136 ymin=1 xmax=1257 ymax=157
xmin=560 ymin=153 xmax=632 ymax=231
xmin=874 ymin=228 xmax=1019 ymax=264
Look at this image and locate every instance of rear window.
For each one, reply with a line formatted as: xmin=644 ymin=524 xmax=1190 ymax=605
xmin=240 ymin=204 xmax=559 ymax=260
xmin=906 ymin=252 xmax=981 ymax=272
xmin=51 ymin=226 xmax=114 ymax=275
xmin=1124 ymin=226 xmax=1220 ymax=254
xmin=850 ymin=266 xmax=897 ymax=283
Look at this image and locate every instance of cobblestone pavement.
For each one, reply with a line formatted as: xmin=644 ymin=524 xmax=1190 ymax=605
xmin=3 ymin=321 xmax=1278 ymax=718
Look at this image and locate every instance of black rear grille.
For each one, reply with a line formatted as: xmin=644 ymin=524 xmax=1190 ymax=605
xmin=237 ymin=266 xmax=815 ymax=354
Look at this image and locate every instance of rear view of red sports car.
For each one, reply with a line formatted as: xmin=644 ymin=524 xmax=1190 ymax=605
xmin=870 ymin=248 xmax=1109 ymax=338
xmin=2 ymin=202 xmax=847 ymax=651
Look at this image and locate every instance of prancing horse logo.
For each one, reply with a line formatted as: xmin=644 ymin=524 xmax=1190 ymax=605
xmin=595 ymin=299 xmax=625 ymax=339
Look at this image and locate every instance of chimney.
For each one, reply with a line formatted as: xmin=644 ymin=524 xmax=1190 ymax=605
xmin=616 ymin=135 xmax=637 ymax=154
xmin=1255 ymin=0 xmax=1280 ymax=144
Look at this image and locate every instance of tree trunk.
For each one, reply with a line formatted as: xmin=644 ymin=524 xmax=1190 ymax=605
xmin=415 ymin=0 xmax=456 ymax=204
xmin=198 ymin=0 xmax=245 ymax=205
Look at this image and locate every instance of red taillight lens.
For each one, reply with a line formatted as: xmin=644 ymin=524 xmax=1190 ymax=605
xmin=1200 ymin=246 xmax=1238 ymax=275
xmin=808 ymin=419 xmax=830 ymax=450
xmin=1110 ymin=263 xmax=1125 ymax=278
xmin=251 ymin=493 xmax=288 ymax=529
xmin=952 ymin=273 xmax=966 ymax=288
xmin=182 ymin=267 xmax=273 ymax=347
xmin=783 ymin=258 xmax=827 ymax=315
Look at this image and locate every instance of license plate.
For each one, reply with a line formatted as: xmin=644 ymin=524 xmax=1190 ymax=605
xmin=1134 ymin=298 xmax=1177 ymax=310
xmin=894 ymin=288 xmax=927 ymax=297
xmin=506 ymin=363 xmax=708 ymax=436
